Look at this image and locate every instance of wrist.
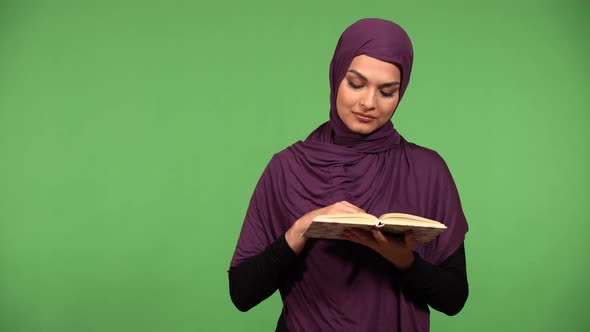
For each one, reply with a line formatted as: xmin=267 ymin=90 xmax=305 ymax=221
xmin=394 ymin=251 xmax=415 ymax=271
xmin=285 ymin=227 xmax=306 ymax=255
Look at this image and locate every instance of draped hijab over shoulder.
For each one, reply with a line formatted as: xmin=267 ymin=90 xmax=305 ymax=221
xmin=230 ymin=18 xmax=468 ymax=332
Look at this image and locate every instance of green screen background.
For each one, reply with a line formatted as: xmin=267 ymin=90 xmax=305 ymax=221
xmin=1 ymin=0 xmax=588 ymax=331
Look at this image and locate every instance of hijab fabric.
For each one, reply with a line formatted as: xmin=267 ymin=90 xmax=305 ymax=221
xmin=309 ymin=17 xmax=413 ymax=153
xmin=230 ymin=18 xmax=468 ymax=332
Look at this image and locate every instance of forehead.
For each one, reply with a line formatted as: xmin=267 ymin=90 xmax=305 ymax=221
xmin=347 ymin=54 xmax=401 ymax=82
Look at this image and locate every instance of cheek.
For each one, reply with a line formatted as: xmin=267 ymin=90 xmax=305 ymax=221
xmin=379 ymin=98 xmax=399 ymax=116
xmin=336 ymin=86 xmax=357 ymax=111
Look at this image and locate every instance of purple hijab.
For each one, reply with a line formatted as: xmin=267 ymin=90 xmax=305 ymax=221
xmin=231 ymin=18 xmax=468 ymax=332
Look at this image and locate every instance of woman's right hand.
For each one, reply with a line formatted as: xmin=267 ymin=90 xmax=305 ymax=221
xmin=285 ymin=201 xmax=365 ymax=255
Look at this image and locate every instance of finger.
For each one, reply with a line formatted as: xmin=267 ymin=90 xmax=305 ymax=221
xmin=373 ymin=230 xmax=406 ymax=249
xmin=339 ymin=201 xmax=366 ymax=213
xmin=342 ymin=229 xmax=363 ymax=245
xmin=347 ymin=229 xmax=374 ymax=245
xmin=339 ymin=200 xmax=355 ymax=208
xmin=346 ymin=228 xmax=364 ymax=241
xmin=404 ymin=230 xmax=416 ymax=249
xmin=371 ymin=229 xmax=389 ymax=244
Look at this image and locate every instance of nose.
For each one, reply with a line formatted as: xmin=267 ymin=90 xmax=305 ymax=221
xmin=360 ymin=88 xmax=376 ymax=110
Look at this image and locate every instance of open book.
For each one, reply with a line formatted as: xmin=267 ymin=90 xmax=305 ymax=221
xmin=302 ymin=213 xmax=447 ymax=243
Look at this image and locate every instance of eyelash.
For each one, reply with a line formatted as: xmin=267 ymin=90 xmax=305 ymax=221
xmin=347 ymin=80 xmax=395 ymax=97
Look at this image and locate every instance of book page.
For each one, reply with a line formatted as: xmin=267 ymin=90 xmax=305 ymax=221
xmin=312 ymin=213 xmax=379 ymax=225
xmin=305 ymin=213 xmax=447 ymax=243
xmin=378 ymin=213 xmax=445 ymax=228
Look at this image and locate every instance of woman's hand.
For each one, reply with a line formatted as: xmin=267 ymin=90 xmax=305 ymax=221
xmin=342 ymin=229 xmax=416 ymax=270
xmin=285 ymin=201 xmax=364 ymax=255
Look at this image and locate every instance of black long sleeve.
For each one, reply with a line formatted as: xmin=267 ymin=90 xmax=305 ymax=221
xmin=229 ymin=237 xmax=468 ymax=316
xmin=228 ymin=234 xmax=298 ymax=312
xmin=400 ymin=243 xmax=469 ymax=316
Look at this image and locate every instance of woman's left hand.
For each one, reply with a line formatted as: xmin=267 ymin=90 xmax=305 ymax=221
xmin=343 ymin=229 xmax=416 ymax=270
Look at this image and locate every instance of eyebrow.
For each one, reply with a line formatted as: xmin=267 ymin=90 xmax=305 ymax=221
xmin=348 ymin=69 xmax=400 ymax=87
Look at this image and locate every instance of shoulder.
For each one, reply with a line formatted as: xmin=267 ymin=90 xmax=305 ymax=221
xmin=269 ymin=141 xmax=303 ymax=164
xmin=398 ymin=138 xmax=455 ymax=183
xmin=402 ymin=139 xmax=448 ymax=169
xmin=258 ymin=141 xmax=304 ymax=177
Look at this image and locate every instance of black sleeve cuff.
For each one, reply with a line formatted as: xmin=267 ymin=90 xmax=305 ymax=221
xmin=400 ymin=252 xmax=435 ymax=284
xmin=266 ymin=233 xmax=299 ymax=271
xmin=397 ymin=244 xmax=469 ymax=316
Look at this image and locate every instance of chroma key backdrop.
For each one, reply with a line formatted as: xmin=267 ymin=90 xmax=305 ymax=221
xmin=0 ymin=0 xmax=588 ymax=331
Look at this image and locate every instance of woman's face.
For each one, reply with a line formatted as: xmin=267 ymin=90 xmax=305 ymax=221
xmin=336 ymin=54 xmax=401 ymax=135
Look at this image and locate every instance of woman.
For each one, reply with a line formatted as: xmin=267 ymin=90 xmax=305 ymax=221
xmin=228 ymin=18 xmax=469 ymax=332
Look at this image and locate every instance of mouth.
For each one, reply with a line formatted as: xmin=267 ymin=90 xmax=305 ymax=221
xmin=352 ymin=112 xmax=376 ymax=122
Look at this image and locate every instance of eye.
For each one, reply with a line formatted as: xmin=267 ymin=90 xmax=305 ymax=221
xmin=380 ymin=90 xmax=395 ymax=97
xmin=347 ymin=80 xmax=363 ymax=89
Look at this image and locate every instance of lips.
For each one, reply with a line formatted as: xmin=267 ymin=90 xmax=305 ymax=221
xmin=353 ymin=112 xmax=375 ymax=122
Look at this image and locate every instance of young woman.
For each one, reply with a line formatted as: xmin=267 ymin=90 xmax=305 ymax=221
xmin=229 ymin=18 xmax=469 ymax=332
